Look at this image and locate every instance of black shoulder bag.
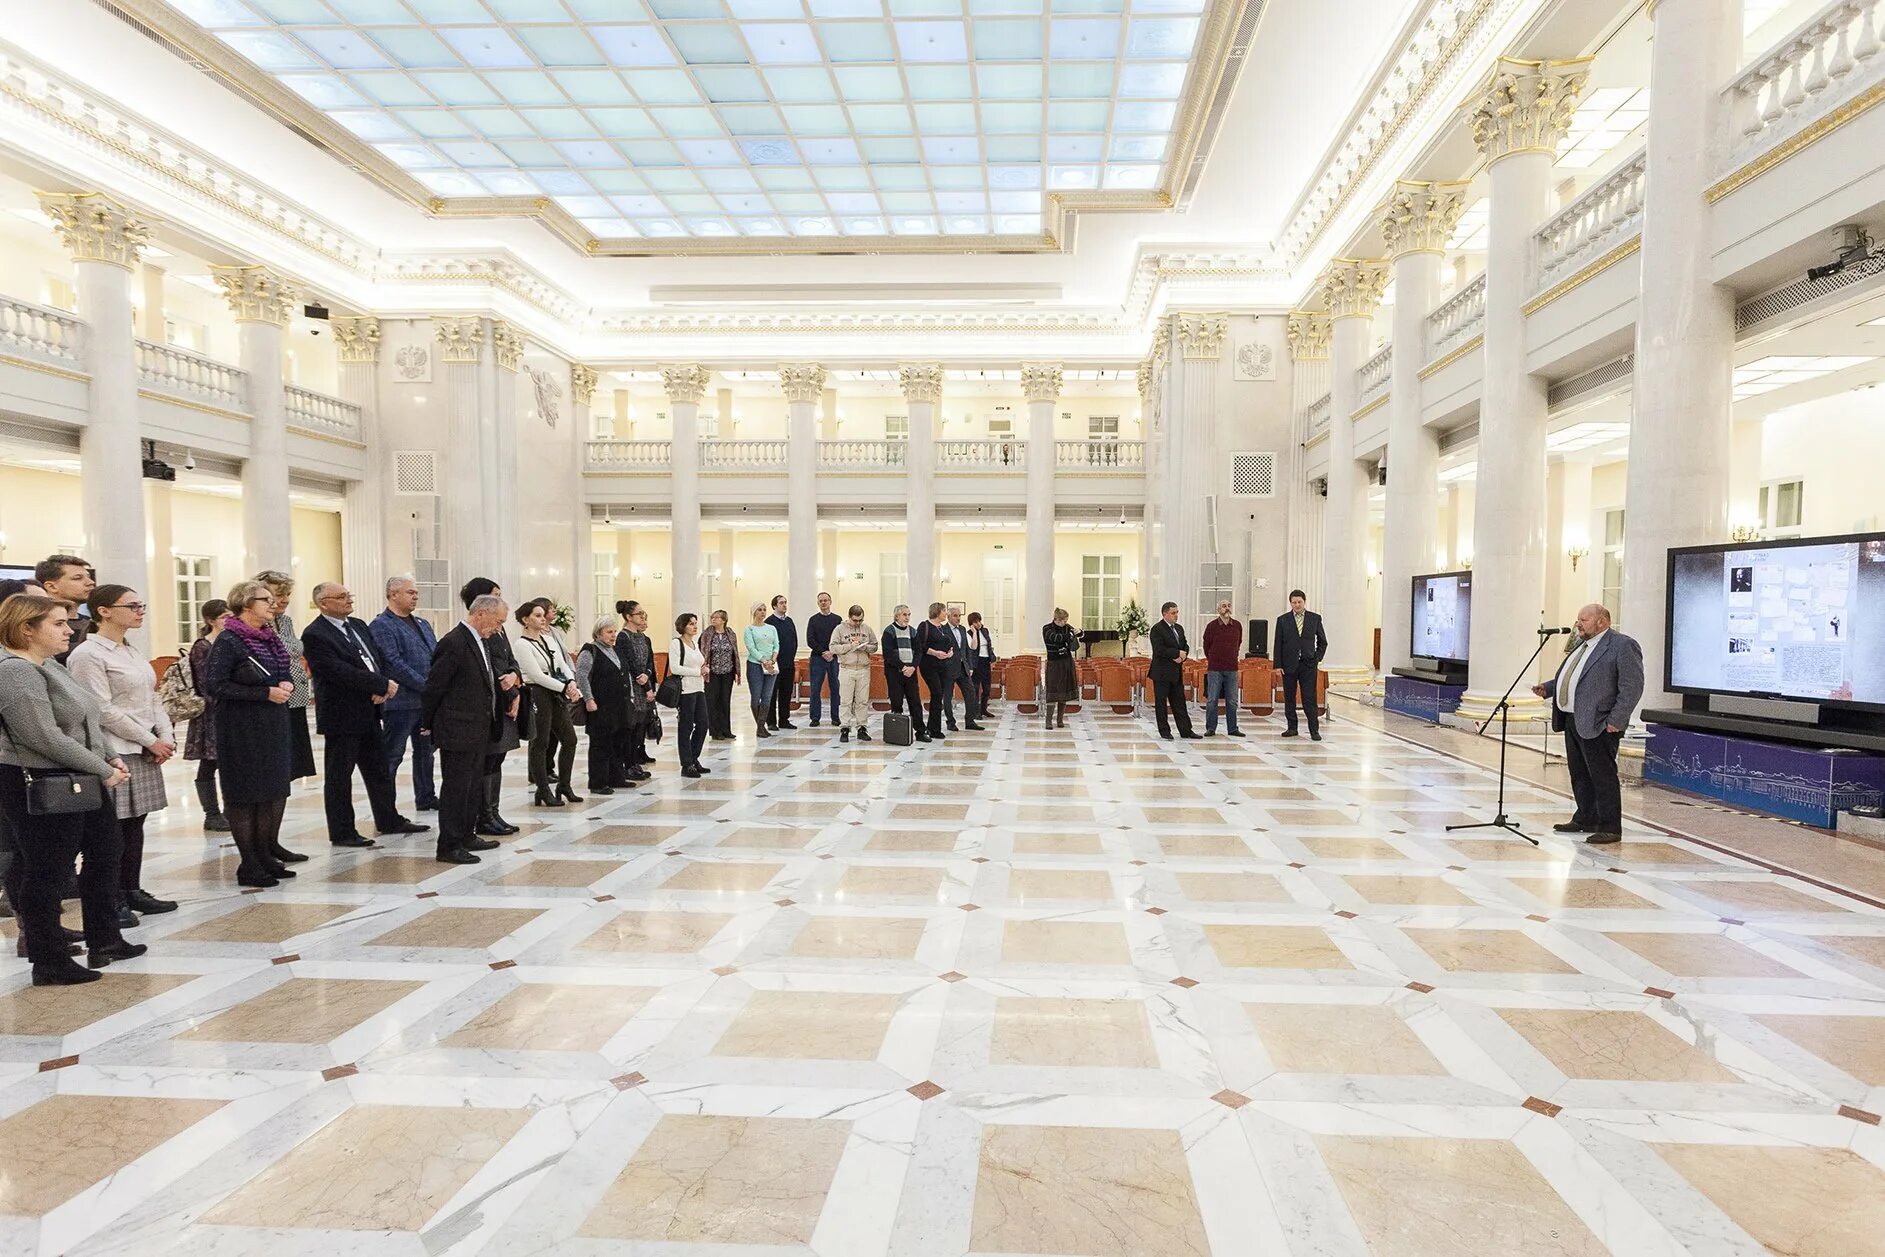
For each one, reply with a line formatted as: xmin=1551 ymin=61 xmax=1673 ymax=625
xmin=0 ymin=661 xmax=107 ymax=816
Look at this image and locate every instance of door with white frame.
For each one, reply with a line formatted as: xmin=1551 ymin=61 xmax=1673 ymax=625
xmin=981 ymin=554 xmax=1018 ymax=642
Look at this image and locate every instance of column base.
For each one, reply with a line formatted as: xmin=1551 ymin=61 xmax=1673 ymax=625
xmin=1450 ymin=690 xmax=1550 ymax=728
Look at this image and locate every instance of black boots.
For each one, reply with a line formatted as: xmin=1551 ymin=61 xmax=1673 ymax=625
xmin=754 ymin=706 xmax=771 ymax=738
xmin=196 ymin=775 xmax=231 ymax=832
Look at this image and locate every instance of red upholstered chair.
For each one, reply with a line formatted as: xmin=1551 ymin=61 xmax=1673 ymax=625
xmin=1238 ymin=658 xmax=1275 ymax=716
xmin=1005 ymin=659 xmax=1042 ymax=712
xmin=1097 ymin=664 xmax=1135 ymax=712
xmin=869 ymin=665 xmax=889 ymax=710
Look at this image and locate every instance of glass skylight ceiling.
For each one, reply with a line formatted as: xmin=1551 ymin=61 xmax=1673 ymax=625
xmin=164 ymin=0 xmax=1208 ymax=244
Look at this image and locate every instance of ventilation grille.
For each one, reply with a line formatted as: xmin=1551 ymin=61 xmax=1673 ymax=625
xmin=393 ymin=451 xmax=438 ymax=496
xmin=1547 ymin=354 xmax=1634 ymax=413
xmin=1230 ymin=451 xmax=1277 ymax=498
xmin=1737 ymin=251 xmax=1885 ymax=332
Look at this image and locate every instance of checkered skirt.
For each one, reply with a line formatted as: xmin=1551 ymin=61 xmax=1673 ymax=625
xmin=108 ymin=750 xmax=169 ymax=820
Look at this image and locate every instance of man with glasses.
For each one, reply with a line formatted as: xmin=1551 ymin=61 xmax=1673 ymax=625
xmin=830 ymin=603 xmax=877 ymax=743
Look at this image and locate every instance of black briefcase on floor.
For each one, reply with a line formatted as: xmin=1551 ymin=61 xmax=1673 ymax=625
xmin=882 ymin=712 xmax=914 ymax=746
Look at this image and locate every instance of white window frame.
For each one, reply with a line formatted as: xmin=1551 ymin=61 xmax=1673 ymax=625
xmin=1081 ymin=554 xmax=1123 ymax=629
xmin=879 ymin=551 xmax=909 ymax=614
xmin=173 ymin=555 xmax=214 ymax=650
xmin=1600 ymin=508 xmax=1625 ymax=611
xmin=1758 ymin=478 xmax=1805 ymax=539
xmin=593 ymin=550 xmax=619 ymax=625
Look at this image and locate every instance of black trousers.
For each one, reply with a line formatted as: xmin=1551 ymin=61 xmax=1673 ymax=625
xmin=677 ymin=691 xmax=709 ymax=769
xmin=624 ymin=705 xmax=650 ymax=767
xmin=118 ymin=814 xmax=147 ymax=896
xmin=0 ymin=765 xmax=125 ymax=961
xmin=1281 ymin=663 xmax=1320 ymax=735
xmin=1153 ymin=676 xmax=1195 ymax=737
xmin=527 ymin=689 xmax=577 ymax=790
xmin=948 ymin=670 xmax=978 ymax=725
xmin=920 ymin=664 xmax=953 ymax=735
xmin=439 ymin=741 xmax=490 ymax=852
xmin=772 ymin=652 xmax=797 ymax=725
xmin=707 ymin=671 xmax=736 ymax=737
xmin=886 ymin=667 xmax=923 ymax=725
xmin=587 ymin=725 xmax=630 ymax=788
xmin=1563 ymin=726 xmax=1623 ymax=833
xmin=323 ymin=722 xmax=402 ymax=840
xmin=972 ymin=659 xmax=993 ymax=714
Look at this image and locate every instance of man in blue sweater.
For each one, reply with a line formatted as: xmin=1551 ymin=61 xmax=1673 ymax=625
xmin=370 ymin=575 xmax=439 ymax=811
xmin=766 ymin=594 xmax=800 ymax=731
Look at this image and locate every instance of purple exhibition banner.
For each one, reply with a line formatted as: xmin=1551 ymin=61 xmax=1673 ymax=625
xmin=1384 ymin=676 xmax=1466 ymax=725
xmin=1644 ymin=724 xmax=1885 ymax=827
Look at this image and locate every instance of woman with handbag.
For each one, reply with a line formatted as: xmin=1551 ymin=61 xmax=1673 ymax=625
xmin=0 ymin=594 xmax=144 ymax=985
xmin=669 ymin=613 xmax=711 ymax=778
xmin=576 ymin=616 xmax=633 ymax=795
xmin=743 ymin=602 xmax=780 ymax=740
xmin=205 ymin=580 xmax=305 ymax=888
xmin=255 ymin=570 xmax=317 ymax=784
xmin=514 ymin=598 xmax=582 ymax=808
xmin=701 ymin=610 xmax=740 ymax=741
xmin=181 ymin=599 xmax=231 ymax=833
xmin=67 ymin=584 xmax=178 ymax=921
xmin=1041 ymin=609 xmax=1083 ymax=731
xmin=613 ymin=600 xmax=656 ymax=779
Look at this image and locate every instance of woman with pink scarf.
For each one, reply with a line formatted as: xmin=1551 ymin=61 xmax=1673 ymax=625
xmin=202 ymin=579 xmax=308 ymax=887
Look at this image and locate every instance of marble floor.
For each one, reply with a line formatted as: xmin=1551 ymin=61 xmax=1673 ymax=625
xmin=3 ymin=705 xmax=1884 ymax=1256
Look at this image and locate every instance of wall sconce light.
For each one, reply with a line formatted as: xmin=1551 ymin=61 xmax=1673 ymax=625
xmin=815 ymin=566 xmax=825 ymax=581
xmin=732 ymin=563 xmax=744 ymax=583
xmin=1459 ymin=553 xmax=1473 ymax=570
xmin=1729 ymin=522 xmax=1761 ymax=543
xmin=939 ymin=567 xmax=952 ymax=585
xmin=1567 ymin=543 xmax=1590 ymax=571
xmin=629 ymin=564 xmax=642 ymax=580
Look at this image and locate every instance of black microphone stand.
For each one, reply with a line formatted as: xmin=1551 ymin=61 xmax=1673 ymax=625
xmin=1446 ymin=629 xmax=1561 ymax=847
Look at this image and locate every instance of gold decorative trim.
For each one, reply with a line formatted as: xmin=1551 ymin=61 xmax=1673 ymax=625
xmin=136 ymin=389 xmax=249 ymax=421
xmin=1352 ymin=394 xmax=1389 ymax=420
xmin=1303 ymin=431 xmax=1330 ymax=450
xmin=285 ymin=427 xmax=369 ymax=451
xmin=1417 ymin=335 xmax=1483 ymax=380
xmin=100 ymin=0 xmax=1251 ymax=258
xmin=1520 ymin=237 xmax=1641 ymax=316
xmin=1705 ymin=82 xmax=1885 ymax=203
xmin=0 ymin=353 xmax=89 ymax=383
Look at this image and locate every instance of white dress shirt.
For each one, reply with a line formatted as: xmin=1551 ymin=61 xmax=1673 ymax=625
xmin=1557 ymin=628 xmax=1606 ymax=712
xmin=323 ymin=614 xmax=378 ymax=672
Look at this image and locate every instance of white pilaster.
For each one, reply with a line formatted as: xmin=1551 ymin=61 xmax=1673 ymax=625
xmin=1167 ymin=315 xmax=1227 ymax=624
xmin=781 ymin=363 xmax=826 ymax=618
xmin=436 ymin=317 xmax=486 ymax=590
xmin=1136 ymin=345 xmax=1167 ymax=611
xmin=211 ymin=263 xmax=298 ymax=576
xmin=334 ymin=316 xmax=385 ymax=600
xmin=138 ymin=261 xmax=166 ymax=342
xmin=38 ymin=193 xmax=150 ymax=593
xmin=1621 ymin=0 xmax=1739 ymax=706
xmin=1320 ymin=261 xmax=1390 ymax=685
xmin=1022 ymin=362 xmax=1062 ymax=641
xmin=571 ymin=364 xmax=599 ymax=623
xmin=490 ymin=320 xmax=523 ymax=594
xmin=664 ymin=364 xmax=710 ymax=621
xmin=1379 ymin=182 xmax=1466 ymax=674
xmin=1286 ymin=312 xmax=1332 ymax=607
xmin=1460 ymin=57 xmax=1588 ymax=721
xmin=900 ymin=363 xmax=942 ymax=612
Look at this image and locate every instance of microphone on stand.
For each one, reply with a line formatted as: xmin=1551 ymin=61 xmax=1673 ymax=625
xmin=1537 ymin=626 xmax=1573 ymax=636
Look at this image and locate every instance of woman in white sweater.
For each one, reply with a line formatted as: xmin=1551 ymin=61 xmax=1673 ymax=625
xmin=512 ymin=598 xmax=582 ymax=807
xmin=670 ymin=612 xmax=711 ymax=778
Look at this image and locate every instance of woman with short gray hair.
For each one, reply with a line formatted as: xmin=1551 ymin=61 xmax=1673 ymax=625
xmin=576 ymin=615 xmax=633 ymax=795
xmin=254 ymin=569 xmax=316 ymax=782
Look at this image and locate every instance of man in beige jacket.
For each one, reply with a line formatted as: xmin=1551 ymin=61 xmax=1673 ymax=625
xmin=830 ymin=604 xmax=878 ymax=743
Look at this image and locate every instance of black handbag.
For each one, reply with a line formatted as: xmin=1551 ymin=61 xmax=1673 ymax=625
xmin=23 ymin=767 xmax=106 ymax=816
xmin=656 ymin=674 xmax=683 ymax=709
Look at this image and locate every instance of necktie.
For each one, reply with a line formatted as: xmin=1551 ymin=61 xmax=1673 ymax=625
xmin=1295 ymin=612 xmax=1304 ymax=635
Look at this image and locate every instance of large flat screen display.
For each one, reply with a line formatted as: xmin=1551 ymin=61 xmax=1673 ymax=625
xmin=1667 ymin=533 xmax=1885 ymax=711
xmin=1411 ymin=571 xmax=1472 ymax=664
xmin=0 ymin=564 xmax=35 ymax=585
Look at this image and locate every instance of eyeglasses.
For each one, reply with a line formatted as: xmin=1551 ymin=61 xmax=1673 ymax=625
xmin=111 ymin=603 xmax=148 ymax=614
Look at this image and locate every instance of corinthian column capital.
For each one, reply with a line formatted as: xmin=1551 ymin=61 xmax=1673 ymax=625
xmin=898 ymin=363 xmax=943 ymax=405
xmin=1379 ymin=181 xmax=1470 ymax=259
xmin=1319 ymin=259 xmax=1391 ymax=322
xmin=36 ymin=192 xmax=152 ymax=269
xmin=331 ymin=316 xmax=381 ymax=364
xmin=661 ymin=364 xmax=712 ymax=405
xmin=491 ymin=319 xmax=524 ymax=372
xmin=778 ymin=363 xmax=827 ymax=404
xmin=1021 ymin=363 xmax=1062 ymax=403
xmin=1174 ymin=313 xmax=1229 ymax=360
xmin=435 ymin=317 xmax=483 ymax=365
xmin=210 ymin=265 xmax=299 ymax=326
xmin=1286 ymin=311 xmax=1333 ymax=361
xmin=1468 ymin=56 xmax=1591 ymax=166
xmin=570 ymin=364 xmax=599 ymax=407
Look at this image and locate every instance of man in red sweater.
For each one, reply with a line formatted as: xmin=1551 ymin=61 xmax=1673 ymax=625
xmin=1201 ymin=599 xmax=1244 ymax=737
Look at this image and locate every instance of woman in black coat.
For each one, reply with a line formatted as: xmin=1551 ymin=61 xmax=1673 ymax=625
xmin=203 ymin=579 xmax=306 ymax=887
xmin=576 ymin=617 xmax=633 ymax=793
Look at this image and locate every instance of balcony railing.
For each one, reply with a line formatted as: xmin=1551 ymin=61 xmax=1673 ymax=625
xmin=938 ymin=438 xmax=1025 ymax=469
xmin=1535 ymin=145 xmax=1647 ymax=291
xmin=1358 ymin=345 xmax=1392 ymax=407
xmin=588 ymin=439 xmax=673 ymax=469
xmin=1727 ymin=0 xmax=1884 ymax=168
xmin=284 ymin=384 xmax=362 ymax=442
xmin=0 ymin=296 xmax=85 ymax=370
xmin=819 ymin=439 xmax=907 ymax=469
xmin=135 ymin=339 xmax=248 ymax=413
xmin=1305 ymin=394 xmax=1332 ymax=439
xmin=1427 ymin=274 xmax=1487 ymax=364
xmin=701 ymin=438 xmax=789 ymax=469
xmin=1055 ymin=439 xmax=1145 ymax=470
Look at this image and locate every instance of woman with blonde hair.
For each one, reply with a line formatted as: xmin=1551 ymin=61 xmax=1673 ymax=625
xmin=743 ymin=601 xmax=780 ymax=740
xmin=253 ymin=569 xmax=316 ymax=783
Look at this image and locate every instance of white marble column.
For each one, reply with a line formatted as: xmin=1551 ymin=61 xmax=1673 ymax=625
xmin=1136 ymin=346 xmax=1167 ymax=611
xmin=211 ymin=264 xmax=298 ymax=576
xmin=570 ymin=364 xmax=599 ymax=623
xmin=900 ymin=363 xmax=943 ymax=612
xmin=1022 ymin=362 xmax=1062 ymax=641
xmin=1379 ymin=182 xmax=1466 ymax=674
xmin=435 ymin=317 xmax=487 ymax=590
xmin=333 ymin=317 xmax=385 ymax=599
xmin=1622 ymin=0 xmax=1739 ymax=707
xmin=781 ymin=363 xmax=826 ymax=617
xmin=490 ymin=320 xmax=524 ymax=595
xmin=1166 ymin=314 xmax=1228 ymax=624
xmin=1286 ymin=312 xmax=1332 ymax=607
xmin=1460 ymin=57 xmax=1588 ymax=720
xmin=663 ymin=364 xmax=710 ymax=620
xmin=1320 ymin=262 xmax=1390 ymax=685
xmin=38 ymin=193 xmax=151 ymax=592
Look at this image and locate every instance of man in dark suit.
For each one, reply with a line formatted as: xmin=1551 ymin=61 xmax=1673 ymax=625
xmin=1532 ymin=603 xmax=1644 ymax=845
xmin=943 ymin=607 xmax=983 ymax=731
xmin=766 ymin=594 xmax=800 ymax=731
xmin=1273 ymin=588 xmax=1328 ymax=741
xmin=422 ymin=594 xmax=509 ymax=864
xmin=460 ymin=578 xmax=525 ymax=836
xmin=1148 ymin=601 xmax=1200 ymax=739
xmin=304 ymin=583 xmax=430 ymax=848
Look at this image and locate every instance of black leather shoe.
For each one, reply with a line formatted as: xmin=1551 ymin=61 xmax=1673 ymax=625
xmin=379 ymin=820 xmax=431 ymax=836
xmin=205 ymin=814 xmax=233 ymax=832
xmin=489 ymin=815 xmax=520 ymax=835
xmin=87 ymin=941 xmax=148 ymax=969
xmin=1280 ymin=730 xmax=1299 ymax=738
xmin=1227 ymin=730 xmax=1246 ymax=738
xmin=272 ymin=847 xmax=310 ymax=864
xmin=1586 ymin=832 xmax=1623 ymax=845
xmin=591 ymin=785 xmax=616 ymax=795
xmin=811 ymin=719 xmax=822 ymax=727
xmin=964 ymin=722 xmax=984 ymax=731
xmin=858 ymin=729 xmax=872 ymax=741
xmin=416 ymin=800 xmax=439 ymax=811
xmin=435 ymin=848 xmax=481 ymax=865
xmin=331 ymin=834 xmax=377 ymax=849
xmin=915 ymin=733 xmax=932 ymax=743
xmin=840 ymin=728 xmax=851 ymax=742
xmin=557 ymin=787 xmax=584 ymax=804
xmin=465 ymin=837 xmax=500 ymax=851
xmin=116 ymin=906 xmax=139 ymax=930
xmin=1552 ymin=821 xmax=1591 ymax=834
xmin=1310 ymin=732 xmax=1323 ymax=742
xmin=534 ymin=789 xmax=564 ymax=808
xmin=126 ymin=890 xmax=177 ymax=915
xmin=237 ymin=869 xmax=279 ymax=889
xmin=779 ymin=720 xmax=798 ymax=730
xmin=638 ymin=755 xmax=657 ymax=766
xmin=264 ymin=862 xmax=297 ymax=879
xmin=1181 ymin=732 xmax=1203 ymax=740
xmin=32 ymin=960 xmax=101 ymax=986
xmin=625 ymin=769 xmax=651 ymax=782
xmin=681 ymin=766 xmax=703 ymax=778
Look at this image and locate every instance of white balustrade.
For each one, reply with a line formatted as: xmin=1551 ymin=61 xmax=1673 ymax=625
xmin=1358 ymin=345 xmax=1393 ymax=406
xmin=818 ymin=439 xmax=906 ymax=469
xmin=1054 ymin=439 xmax=1146 ymax=470
xmin=586 ymin=439 xmax=673 ymax=469
xmin=937 ymin=439 xmax=1025 ymax=469
xmin=1426 ymin=274 xmax=1488 ymax=363
xmin=1304 ymin=394 xmax=1333 ymax=439
xmin=700 ymin=438 xmax=789 ymax=469
xmin=1727 ymin=0 xmax=1884 ymax=167
xmin=1535 ymin=146 xmax=1647 ymax=290
xmin=135 ymin=339 xmax=248 ymax=412
xmin=283 ymin=384 xmax=362 ymax=441
xmin=0 ymin=295 xmax=85 ymax=368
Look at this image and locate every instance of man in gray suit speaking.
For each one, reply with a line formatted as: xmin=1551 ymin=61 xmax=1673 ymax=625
xmin=1532 ymin=603 xmax=1644 ymax=845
